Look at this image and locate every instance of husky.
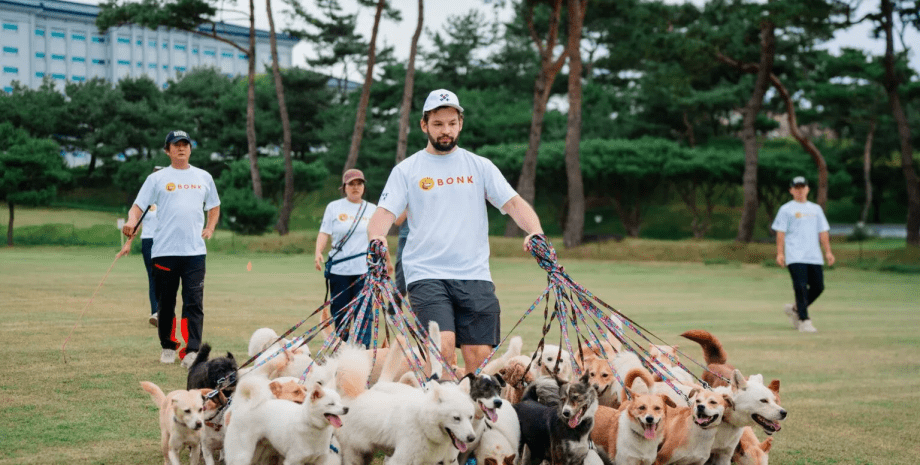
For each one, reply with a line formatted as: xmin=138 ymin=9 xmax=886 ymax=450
xmin=514 ymin=373 xmax=600 ymax=465
xmin=708 ymin=370 xmax=785 ymax=465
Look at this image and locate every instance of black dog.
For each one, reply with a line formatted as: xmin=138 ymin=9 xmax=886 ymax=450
xmin=514 ymin=373 xmax=607 ymax=465
xmin=186 ymin=343 xmax=238 ymax=396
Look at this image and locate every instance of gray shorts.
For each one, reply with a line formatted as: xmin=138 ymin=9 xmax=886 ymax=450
xmin=407 ymin=279 xmax=501 ymax=346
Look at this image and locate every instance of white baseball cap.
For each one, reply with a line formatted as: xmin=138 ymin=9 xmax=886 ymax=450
xmin=423 ymin=89 xmax=464 ymax=113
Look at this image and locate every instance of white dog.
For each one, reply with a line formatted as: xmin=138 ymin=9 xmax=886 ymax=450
xmin=336 ymin=379 xmax=477 ymax=465
xmin=531 ymin=344 xmax=574 ymax=382
xmin=223 ymin=376 xmax=347 ymax=465
xmin=709 ymin=371 xmax=785 ymax=465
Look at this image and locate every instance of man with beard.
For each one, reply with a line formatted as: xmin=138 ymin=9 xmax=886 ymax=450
xmin=368 ymin=89 xmax=544 ymax=374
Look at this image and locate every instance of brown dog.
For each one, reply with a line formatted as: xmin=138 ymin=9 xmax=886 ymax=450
xmin=498 ymin=358 xmax=534 ymax=404
xmin=654 ymin=388 xmax=732 ymax=465
xmin=732 ymin=427 xmax=773 ymax=465
xmin=681 ymin=330 xmax=735 ymax=388
xmin=140 ymin=381 xmax=206 ymax=465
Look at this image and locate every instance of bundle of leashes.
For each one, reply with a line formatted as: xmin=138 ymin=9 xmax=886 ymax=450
xmin=471 ymin=234 xmax=727 ymax=403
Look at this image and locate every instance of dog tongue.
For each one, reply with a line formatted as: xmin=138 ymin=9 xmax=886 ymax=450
xmin=485 ymin=407 xmax=498 ymax=423
xmin=568 ymin=411 xmax=582 ymax=428
xmin=643 ymin=425 xmax=656 ymax=440
xmin=325 ymin=414 xmax=342 ymax=428
xmin=453 ymin=436 xmax=467 ymax=452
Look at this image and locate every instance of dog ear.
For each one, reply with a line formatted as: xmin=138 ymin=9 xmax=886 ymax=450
xmin=226 ymin=352 xmax=234 ymax=360
xmin=579 ymin=370 xmax=591 ymax=385
xmin=722 ymin=393 xmax=734 ymax=410
xmin=661 ymin=394 xmax=678 ymax=409
xmin=768 ymin=379 xmax=780 ymax=394
xmin=731 ymin=369 xmax=747 ymax=391
xmin=494 ymin=373 xmax=506 ymax=388
xmin=457 ymin=376 xmax=472 ymax=395
xmin=484 ymin=459 xmax=498 ymax=465
xmin=503 ymin=455 xmax=516 ymax=465
xmin=310 ymin=383 xmax=324 ymax=402
xmin=688 ymin=387 xmax=699 ymax=400
xmin=428 ymin=381 xmax=443 ymax=402
xmin=269 ymin=381 xmax=283 ymax=398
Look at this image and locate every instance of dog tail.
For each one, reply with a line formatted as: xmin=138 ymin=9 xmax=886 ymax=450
xmin=680 ymin=329 xmax=728 ymax=365
xmin=248 ymin=327 xmax=279 ymax=357
xmin=190 ymin=343 xmax=211 ymax=369
xmin=233 ymin=375 xmax=271 ymax=410
xmin=621 ymin=368 xmax=655 ymax=399
xmin=482 ymin=336 xmax=522 ymax=376
xmin=332 ymin=344 xmax=372 ymax=400
xmin=140 ymin=381 xmax=166 ymax=407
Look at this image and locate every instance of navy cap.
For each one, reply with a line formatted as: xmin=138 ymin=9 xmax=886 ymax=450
xmin=164 ymin=130 xmax=192 ymax=147
xmin=790 ymin=176 xmax=808 ymax=187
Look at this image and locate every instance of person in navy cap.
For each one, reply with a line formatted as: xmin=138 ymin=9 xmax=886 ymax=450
xmin=122 ymin=130 xmax=221 ymax=367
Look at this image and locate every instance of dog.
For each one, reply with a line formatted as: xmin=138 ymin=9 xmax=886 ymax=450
xmin=654 ymin=388 xmax=731 ymax=465
xmin=648 ymin=345 xmax=696 ymax=386
xmin=245 ymin=327 xmax=314 ymax=380
xmin=187 ymin=343 xmax=238 ymax=395
xmin=731 ymin=427 xmax=772 ymax=465
xmin=708 ymin=370 xmax=785 ymax=465
xmin=531 ymin=343 xmax=575 ymax=382
xmin=481 ymin=336 xmax=524 ymax=376
xmin=199 ymin=390 xmax=229 ymax=465
xmin=140 ymin=381 xmax=206 ymax=465
xmin=223 ymin=375 xmax=347 ymax=465
xmin=590 ymin=368 xmax=677 ymax=465
xmin=457 ymin=372 xmax=508 ymax=464
xmin=580 ymin=350 xmax=620 ymax=408
xmin=514 ymin=373 xmax=600 ymax=465
xmin=498 ymin=358 xmax=534 ymax=404
xmin=336 ymin=378 xmax=477 ymax=465
xmin=680 ymin=330 xmax=734 ymax=388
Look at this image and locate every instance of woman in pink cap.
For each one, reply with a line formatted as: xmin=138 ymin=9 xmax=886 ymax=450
xmin=314 ymin=169 xmax=376 ymax=346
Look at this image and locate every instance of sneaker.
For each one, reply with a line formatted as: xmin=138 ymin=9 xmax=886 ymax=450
xmin=784 ymin=304 xmax=800 ymax=330
xmin=799 ymin=320 xmax=817 ymax=333
xmin=180 ymin=351 xmax=198 ymax=369
xmin=160 ymin=348 xmax=177 ymax=364
xmin=148 ymin=312 xmax=158 ymax=327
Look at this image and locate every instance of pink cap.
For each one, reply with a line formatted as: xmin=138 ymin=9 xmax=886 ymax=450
xmin=342 ymin=169 xmax=365 ymax=187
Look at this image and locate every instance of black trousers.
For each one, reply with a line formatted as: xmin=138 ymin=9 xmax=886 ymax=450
xmin=787 ymin=263 xmax=824 ymax=321
xmin=153 ymin=255 xmax=206 ymax=352
xmin=328 ymin=273 xmax=371 ymax=347
xmin=141 ymin=238 xmax=157 ymax=315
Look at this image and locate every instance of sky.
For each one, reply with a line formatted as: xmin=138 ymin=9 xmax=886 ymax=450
xmin=73 ymin=0 xmax=919 ymax=79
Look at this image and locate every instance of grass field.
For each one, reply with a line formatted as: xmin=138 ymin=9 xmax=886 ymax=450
xmin=1 ymin=247 xmax=918 ymax=464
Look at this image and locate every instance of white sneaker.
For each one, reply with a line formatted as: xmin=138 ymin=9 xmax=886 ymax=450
xmin=784 ymin=304 xmax=800 ymax=329
xmin=798 ymin=320 xmax=817 ymax=333
xmin=160 ymin=349 xmax=177 ymax=364
xmin=148 ymin=313 xmax=158 ymax=327
xmin=180 ymin=351 xmax=198 ymax=369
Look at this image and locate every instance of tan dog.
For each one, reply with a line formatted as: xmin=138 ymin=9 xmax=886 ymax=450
xmin=649 ymin=345 xmax=696 ymax=386
xmin=497 ymin=358 xmax=534 ymax=404
xmin=580 ymin=351 xmax=619 ymax=408
xmin=731 ymin=427 xmax=772 ymax=465
xmin=654 ymin=388 xmax=732 ymax=465
xmin=591 ymin=369 xmax=677 ymax=463
xmin=140 ymin=381 xmax=205 ymax=465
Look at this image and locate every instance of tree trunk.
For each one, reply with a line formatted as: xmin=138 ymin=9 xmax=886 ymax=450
xmin=881 ymin=0 xmax=920 ymax=246
xmin=267 ymin=0 xmax=294 ymax=235
xmin=246 ymin=0 xmax=262 ymax=198
xmin=734 ymin=21 xmax=775 ymax=243
xmin=611 ymin=193 xmax=641 ymax=238
xmin=344 ymin=0 xmax=385 ymax=172
xmin=505 ymin=0 xmax=566 ymax=237
xmin=6 ymin=202 xmax=13 ymax=246
xmin=395 ymin=0 xmax=423 ymax=164
xmin=861 ymin=120 xmax=876 ymax=224
xmin=562 ymin=0 xmax=587 ymax=248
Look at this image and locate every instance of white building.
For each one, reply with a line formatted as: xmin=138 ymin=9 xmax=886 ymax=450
xmin=0 ymin=0 xmax=298 ymax=92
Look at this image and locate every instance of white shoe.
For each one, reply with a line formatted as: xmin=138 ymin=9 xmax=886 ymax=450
xmin=180 ymin=351 xmax=198 ymax=369
xmin=148 ymin=313 xmax=158 ymax=327
xmin=798 ymin=320 xmax=817 ymax=333
xmin=784 ymin=304 xmax=800 ymax=330
xmin=160 ymin=349 xmax=177 ymax=364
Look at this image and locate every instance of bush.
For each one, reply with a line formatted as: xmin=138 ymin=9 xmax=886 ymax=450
xmin=220 ymin=188 xmax=278 ymax=235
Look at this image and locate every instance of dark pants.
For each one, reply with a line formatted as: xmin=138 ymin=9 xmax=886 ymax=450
xmin=329 ymin=273 xmax=371 ymax=347
xmin=141 ymin=238 xmax=157 ymax=315
xmin=787 ymin=263 xmax=824 ymax=321
xmin=153 ymin=255 xmax=206 ymax=353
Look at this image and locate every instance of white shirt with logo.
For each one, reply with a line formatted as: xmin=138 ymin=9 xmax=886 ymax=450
xmin=140 ymin=204 xmax=158 ymax=240
xmin=771 ymin=200 xmax=830 ymax=265
xmin=133 ymin=165 xmax=221 ymax=258
xmin=320 ymin=198 xmax=376 ymax=276
xmin=377 ymin=148 xmax=518 ymax=285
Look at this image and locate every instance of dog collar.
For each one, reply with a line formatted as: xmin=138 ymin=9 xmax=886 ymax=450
xmin=205 ymin=420 xmax=223 ymax=432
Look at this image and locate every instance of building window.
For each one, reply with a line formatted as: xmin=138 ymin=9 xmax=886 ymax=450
xmin=73 ymin=57 xmax=85 ymax=63
xmin=162 ymin=42 xmax=168 ymax=49
xmin=2 ymin=23 xmax=17 ymax=31
xmin=92 ymin=36 xmax=104 ymax=43
xmin=174 ymin=66 xmax=186 ymax=72
xmin=148 ymin=40 xmax=156 ymax=47
xmin=148 ymin=63 xmax=156 ymax=69
xmin=174 ymin=44 xmax=186 ymax=51
xmin=3 ymin=87 xmax=12 ymax=93
xmin=192 ymin=48 xmax=198 ymax=54
xmin=51 ymin=30 xmax=66 ymax=39
xmin=3 ymin=46 xmax=17 ymax=55
xmin=239 ymin=53 xmax=247 ymax=60
xmin=92 ymin=59 xmax=105 ymax=65
xmin=117 ymin=37 xmax=130 ymax=44
xmin=162 ymin=64 xmax=168 ymax=69
xmin=35 ymin=52 xmax=45 ymax=58
xmin=204 ymin=49 xmax=216 ymax=56
xmin=221 ymin=51 xmax=233 ymax=58
xmin=137 ymin=62 xmax=142 ymax=67
xmin=3 ymin=66 xmax=18 ymax=74
xmin=51 ymin=73 xmax=65 ymax=80
xmin=72 ymin=75 xmax=85 ymax=82
xmin=51 ymin=54 xmax=65 ymax=61
xmin=117 ymin=59 xmax=130 ymax=65
xmin=72 ymin=33 xmax=86 ymax=41
xmin=162 ymin=83 xmax=169 ymax=89
xmin=35 ymin=28 xmax=45 ymax=36
xmin=35 ymin=72 xmax=44 ymax=78
xmin=137 ymin=40 xmax=142 ymax=45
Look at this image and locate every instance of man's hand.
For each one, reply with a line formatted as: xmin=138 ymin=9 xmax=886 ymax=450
xmin=369 ymin=235 xmax=389 ymax=250
xmin=116 ymin=239 xmax=133 ymax=259
xmin=201 ymin=227 xmax=214 ymax=240
xmin=776 ymin=253 xmax=786 ymax=268
xmin=314 ymin=252 xmax=325 ymax=271
xmin=825 ymin=251 xmax=835 ymax=266
xmin=523 ymin=233 xmax=538 ymax=252
xmin=121 ymin=221 xmax=138 ymax=238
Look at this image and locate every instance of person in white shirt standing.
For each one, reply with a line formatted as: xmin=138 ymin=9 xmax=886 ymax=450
xmin=772 ymin=176 xmax=835 ymax=333
xmin=367 ymin=89 xmax=544 ymax=374
xmin=122 ymin=130 xmax=221 ymax=367
xmin=314 ymin=169 xmax=376 ymax=347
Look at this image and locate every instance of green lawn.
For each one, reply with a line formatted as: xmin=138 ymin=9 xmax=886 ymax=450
xmin=0 ymin=248 xmax=918 ymax=464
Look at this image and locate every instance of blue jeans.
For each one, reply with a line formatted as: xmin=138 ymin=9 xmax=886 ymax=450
xmin=328 ymin=274 xmax=371 ymax=347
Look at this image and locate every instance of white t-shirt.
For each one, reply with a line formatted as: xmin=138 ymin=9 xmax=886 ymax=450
xmin=320 ymin=198 xmax=376 ymax=276
xmin=140 ymin=204 xmax=158 ymax=239
xmin=133 ymin=165 xmax=221 ymax=258
xmin=771 ymin=200 xmax=830 ymax=265
xmin=377 ymin=148 xmax=518 ymax=284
